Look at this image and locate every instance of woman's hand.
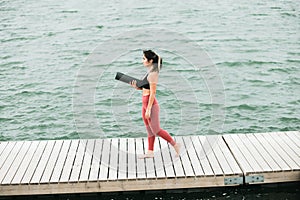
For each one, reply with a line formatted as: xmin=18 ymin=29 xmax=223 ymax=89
xmin=145 ymin=108 xmax=151 ymax=119
xmin=130 ymin=80 xmax=139 ymax=90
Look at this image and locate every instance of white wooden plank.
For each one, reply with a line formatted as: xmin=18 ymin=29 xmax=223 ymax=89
xmin=199 ymin=136 xmax=223 ymax=175
xmin=206 ymin=136 xmax=233 ymax=175
xmin=271 ymin=132 xmax=300 ymax=168
xmin=153 ymin=136 xmax=166 ymax=178
xmin=50 ymin=140 xmax=71 ymax=183
xmin=230 ymin=134 xmax=264 ymax=173
xmin=99 ymin=139 xmax=111 ymax=181
xmin=158 ymin=137 xmax=175 ymax=178
xmin=284 ymin=132 xmax=300 ymax=155
xmin=60 ymin=140 xmax=80 ymax=182
xmin=176 ymin=137 xmax=195 ymax=177
xmin=89 ymin=139 xmax=102 ymax=181
xmin=11 ymin=141 xmax=39 ymax=184
xmin=237 ymin=134 xmax=272 ymax=172
xmin=218 ymin=136 xmax=242 ymax=174
xmin=135 ymin=138 xmax=146 ymax=179
xmin=0 ymin=142 xmax=16 ymax=171
xmin=127 ymin=138 xmax=136 ymax=179
xmin=21 ymin=141 xmax=47 ymax=184
xmin=284 ymin=132 xmax=300 ymax=151
xmin=30 ymin=140 xmax=56 ymax=184
xmin=0 ymin=142 xmax=8 ymax=158
xmin=254 ymin=133 xmax=291 ymax=171
xmin=283 ymin=133 xmax=300 ymax=157
xmin=169 ymin=137 xmax=185 ymax=177
xmin=108 ymin=138 xmax=119 ymax=180
xmin=223 ymin=135 xmax=254 ymax=173
xmin=289 ymin=131 xmax=300 ymax=141
xmin=118 ymin=138 xmax=127 ymax=180
xmin=261 ymin=133 xmax=299 ymax=169
xmin=244 ymin=134 xmax=281 ymax=172
xmin=69 ymin=140 xmax=87 ymax=182
xmin=79 ymin=139 xmax=94 ymax=181
xmin=143 ymin=138 xmax=156 ymax=179
xmin=191 ymin=136 xmax=214 ymax=176
xmin=0 ymin=142 xmax=24 ymax=183
xmin=1 ymin=141 xmax=31 ymax=184
xmin=40 ymin=140 xmax=64 ymax=183
xmin=182 ymin=136 xmax=204 ymax=176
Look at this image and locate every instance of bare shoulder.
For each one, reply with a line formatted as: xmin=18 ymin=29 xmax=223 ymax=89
xmin=147 ymin=71 xmax=159 ymax=83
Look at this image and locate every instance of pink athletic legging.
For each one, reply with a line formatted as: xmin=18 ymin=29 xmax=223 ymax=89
xmin=142 ymin=95 xmax=176 ymax=151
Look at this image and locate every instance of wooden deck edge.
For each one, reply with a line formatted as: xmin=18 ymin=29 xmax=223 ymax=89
xmin=246 ymin=171 xmax=300 ymax=185
xmin=0 ymin=175 xmax=242 ymax=196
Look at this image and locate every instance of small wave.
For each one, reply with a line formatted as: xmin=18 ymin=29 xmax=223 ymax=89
xmin=288 ymin=100 xmax=300 ymax=105
xmin=14 ymin=90 xmax=54 ymax=97
xmin=281 ymin=12 xmax=297 ymax=17
xmin=268 ymin=67 xmax=290 ymax=73
xmin=279 ymin=117 xmax=300 ymax=123
xmin=248 ymin=61 xmax=282 ymax=65
xmin=53 ymin=131 xmax=79 ymax=140
xmin=18 ymin=83 xmax=39 ymax=89
xmin=133 ymin=7 xmax=152 ymax=11
xmin=228 ymin=126 xmax=263 ymax=134
xmin=0 ymin=7 xmax=17 ymax=12
xmin=0 ymin=104 xmax=7 ymax=110
xmin=45 ymin=32 xmax=56 ymax=37
xmin=217 ymin=60 xmax=281 ymax=67
xmin=60 ymin=10 xmax=78 ymax=13
xmin=226 ymin=104 xmax=258 ymax=111
xmin=207 ymin=38 xmax=247 ymax=42
xmin=0 ymin=55 xmax=11 ymax=60
xmin=70 ymin=28 xmax=83 ymax=31
xmin=0 ymin=117 xmax=14 ymax=122
xmin=280 ymin=127 xmax=300 ymax=132
xmin=270 ymin=6 xmax=281 ymax=10
xmin=1 ymin=36 xmax=39 ymax=43
xmin=287 ymin=52 xmax=300 ymax=56
xmin=1 ymin=61 xmax=24 ymax=67
xmin=251 ymin=13 xmax=268 ymax=16
xmin=96 ymin=25 xmax=104 ymax=29
xmin=286 ymin=59 xmax=300 ymax=63
xmin=286 ymin=78 xmax=300 ymax=85
xmin=246 ymin=79 xmax=266 ymax=84
xmin=243 ymin=49 xmax=261 ymax=53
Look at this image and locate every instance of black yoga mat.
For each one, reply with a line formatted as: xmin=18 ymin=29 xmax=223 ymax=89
xmin=115 ymin=72 xmax=147 ymax=88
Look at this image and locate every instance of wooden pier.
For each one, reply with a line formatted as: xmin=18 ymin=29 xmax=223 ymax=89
xmin=0 ymin=131 xmax=299 ymax=196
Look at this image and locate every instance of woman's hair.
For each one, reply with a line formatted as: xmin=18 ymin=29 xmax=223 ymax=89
xmin=143 ymin=50 xmax=163 ymax=72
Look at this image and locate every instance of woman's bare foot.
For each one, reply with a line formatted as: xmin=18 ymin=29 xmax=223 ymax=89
xmin=173 ymin=143 xmax=181 ymax=157
xmin=138 ymin=151 xmax=154 ymax=159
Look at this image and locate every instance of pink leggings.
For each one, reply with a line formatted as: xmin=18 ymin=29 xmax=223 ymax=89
xmin=142 ymin=95 xmax=176 ymax=151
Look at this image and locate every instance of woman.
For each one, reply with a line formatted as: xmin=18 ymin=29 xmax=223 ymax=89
xmin=131 ymin=50 xmax=180 ymax=158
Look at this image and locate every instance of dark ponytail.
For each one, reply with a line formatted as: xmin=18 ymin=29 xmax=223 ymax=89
xmin=143 ymin=50 xmax=162 ymax=72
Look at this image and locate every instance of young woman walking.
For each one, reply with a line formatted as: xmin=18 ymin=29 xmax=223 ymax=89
xmin=131 ymin=50 xmax=180 ymax=159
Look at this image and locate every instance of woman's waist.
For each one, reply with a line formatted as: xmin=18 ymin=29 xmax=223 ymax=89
xmin=142 ymin=89 xmax=150 ymax=96
xmin=142 ymin=95 xmax=158 ymax=104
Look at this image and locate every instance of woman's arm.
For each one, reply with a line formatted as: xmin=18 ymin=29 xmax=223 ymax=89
xmin=145 ymin=72 xmax=159 ymax=119
xmin=130 ymin=80 xmax=142 ymax=90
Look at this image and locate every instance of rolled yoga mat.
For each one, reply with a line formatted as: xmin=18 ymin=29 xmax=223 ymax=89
xmin=115 ymin=72 xmax=147 ymax=88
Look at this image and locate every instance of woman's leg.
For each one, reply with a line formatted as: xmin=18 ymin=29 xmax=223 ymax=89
xmin=149 ymin=101 xmax=180 ymax=156
xmin=145 ymin=124 xmax=155 ymax=151
xmin=140 ymin=97 xmax=155 ymax=158
xmin=156 ymin=129 xmax=176 ymax=146
xmin=148 ymin=134 xmax=155 ymax=151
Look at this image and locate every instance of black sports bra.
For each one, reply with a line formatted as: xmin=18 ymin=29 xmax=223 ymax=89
xmin=139 ymin=73 xmax=150 ymax=89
